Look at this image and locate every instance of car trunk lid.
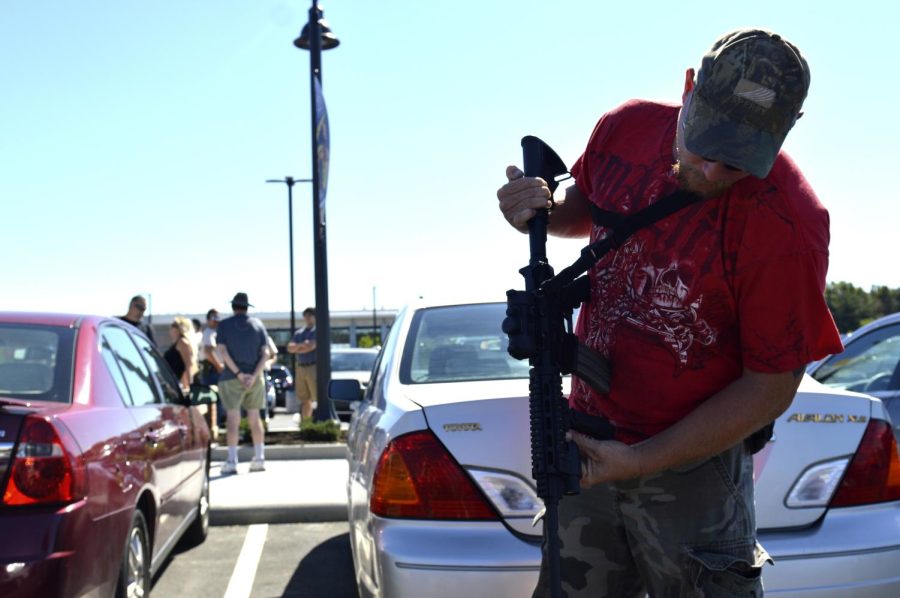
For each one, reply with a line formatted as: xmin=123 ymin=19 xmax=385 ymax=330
xmin=409 ymin=379 xmax=544 ymax=537
xmin=411 ymin=377 xmax=879 ymax=534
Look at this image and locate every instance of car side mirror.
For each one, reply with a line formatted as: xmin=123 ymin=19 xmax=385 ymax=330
xmin=329 ymin=379 xmax=361 ymax=401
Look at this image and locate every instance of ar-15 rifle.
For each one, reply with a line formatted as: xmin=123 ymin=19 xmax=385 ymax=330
xmin=502 ymin=136 xmax=616 ymax=598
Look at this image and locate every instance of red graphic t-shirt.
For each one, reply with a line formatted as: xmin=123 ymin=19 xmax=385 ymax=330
xmin=569 ymin=100 xmax=844 ymax=442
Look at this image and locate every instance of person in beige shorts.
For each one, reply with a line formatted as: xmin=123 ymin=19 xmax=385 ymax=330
xmin=218 ymin=373 xmax=266 ymax=411
xmin=287 ymin=307 xmax=317 ymax=421
xmin=216 ymin=292 xmax=273 ymax=474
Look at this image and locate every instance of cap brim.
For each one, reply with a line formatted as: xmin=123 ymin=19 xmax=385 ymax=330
xmin=683 ymin=93 xmax=785 ymax=179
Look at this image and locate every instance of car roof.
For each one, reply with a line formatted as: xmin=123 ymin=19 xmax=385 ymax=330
xmin=0 ymin=312 xmax=107 ymax=328
xmin=405 ymin=299 xmax=506 ymax=311
xmin=844 ymin=311 xmax=900 ymax=341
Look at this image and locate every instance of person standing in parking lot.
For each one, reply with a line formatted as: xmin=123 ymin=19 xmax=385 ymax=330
xmin=198 ymin=309 xmax=224 ymax=437
xmin=199 ymin=309 xmax=224 ymax=385
xmin=497 ymin=29 xmax=843 ymax=596
xmin=216 ymin=293 xmax=272 ymax=474
xmin=164 ymin=316 xmax=197 ymax=391
xmin=287 ymin=307 xmax=317 ymax=422
xmin=118 ymin=295 xmax=156 ymax=345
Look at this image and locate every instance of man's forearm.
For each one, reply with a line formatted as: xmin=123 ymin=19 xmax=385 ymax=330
xmin=634 ymin=368 xmax=802 ymax=475
xmin=252 ymin=344 xmax=275 ymax=381
xmin=205 ymin=346 xmax=223 ymax=369
xmin=290 ymin=341 xmax=316 ymax=354
xmin=252 ymin=356 xmax=268 ymax=381
xmin=218 ymin=346 xmax=241 ymax=375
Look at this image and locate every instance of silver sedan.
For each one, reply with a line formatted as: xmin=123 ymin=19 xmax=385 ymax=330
xmin=338 ymin=302 xmax=900 ymax=598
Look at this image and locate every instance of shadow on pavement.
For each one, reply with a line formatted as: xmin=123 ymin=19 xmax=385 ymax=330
xmin=282 ymin=533 xmax=357 ymax=598
xmin=151 ymin=539 xmax=194 ymax=586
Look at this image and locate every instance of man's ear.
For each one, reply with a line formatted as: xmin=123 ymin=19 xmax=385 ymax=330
xmin=682 ymin=68 xmax=696 ymax=101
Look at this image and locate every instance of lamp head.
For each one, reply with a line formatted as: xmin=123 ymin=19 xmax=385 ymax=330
xmin=294 ymin=17 xmax=340 ymax=50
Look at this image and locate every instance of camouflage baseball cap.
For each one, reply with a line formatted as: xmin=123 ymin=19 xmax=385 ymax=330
xmin=683 ymin=29 xmax=810 ymax=178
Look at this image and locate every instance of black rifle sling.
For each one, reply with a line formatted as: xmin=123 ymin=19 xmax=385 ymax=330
xmin=590 ymin=189 xmax=704 ymax=246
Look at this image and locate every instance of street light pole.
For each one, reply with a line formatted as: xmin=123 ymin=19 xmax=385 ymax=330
xmin=372 ymin=286 xmax=378 ymax=345
xmin=266 ymin=176 xmax=312 ymax=375
xmin=295 ymin=1 xmax=339 ymax=422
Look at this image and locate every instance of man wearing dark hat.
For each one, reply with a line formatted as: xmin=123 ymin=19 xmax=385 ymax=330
xmin=497 ymin=29 xmax=843 ymax=596
xmin=215 ymin=292 xmax=272 ymax=474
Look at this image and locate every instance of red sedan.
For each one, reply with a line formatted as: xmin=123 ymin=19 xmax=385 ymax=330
xmin=0 ymin=313 xmax=211 ymax=597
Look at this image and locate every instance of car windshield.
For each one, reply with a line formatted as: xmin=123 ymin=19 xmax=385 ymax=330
xmin=401 ymin=303 xmax=531 ymax=384
xmin=331 ymin=351 xmax=377 ymax=372
xmin=0 ymin=324 xmax=75 ymax=403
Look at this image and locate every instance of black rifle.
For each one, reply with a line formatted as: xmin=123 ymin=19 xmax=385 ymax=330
xmin=503 ymin=136 xmax=615 ymax=598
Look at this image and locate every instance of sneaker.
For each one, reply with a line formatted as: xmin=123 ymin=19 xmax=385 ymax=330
xmin=220 ymin=461 xmax=237 ymax=475
xmin=249 ymin=458 xmax=266 ymax=473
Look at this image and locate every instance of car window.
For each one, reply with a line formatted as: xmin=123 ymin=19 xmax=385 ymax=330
xmin=100 ymin=332 xmax=133 ymax=405
xmin=100 ymin=326 xmax=159 ymax=406
xmin=812 ymin=323 xmax=900 ymax=393
xmin=331 ymin=351 xmax=378 ymax=372
xmin=365 ymin=310 xmax=403 ymax=410
xmin=0 ymin=324 xmax=74 ymax=403
xmin=400 ymin=304 xmax=531 ymax=384
xmin=132 ymin=333 xmax=183 ymax=404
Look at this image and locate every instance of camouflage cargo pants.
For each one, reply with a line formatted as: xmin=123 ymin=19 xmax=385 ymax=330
xmin=533 ymin=443 xmax=771 ymax=597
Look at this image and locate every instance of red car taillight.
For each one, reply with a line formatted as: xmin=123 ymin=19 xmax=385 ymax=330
xmin=830 ymin=420 xmax=900 ymax=508
xmin=370 ymin=430 xmax=499 ymax=520
xmin=2 ymin=417 xmax=85 ymax=506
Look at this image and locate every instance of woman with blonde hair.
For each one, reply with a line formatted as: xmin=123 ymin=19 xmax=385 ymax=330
xmin=165 ymin=316 xmax=197 ymax=390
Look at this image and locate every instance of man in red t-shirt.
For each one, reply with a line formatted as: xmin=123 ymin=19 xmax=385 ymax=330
xmin=498 ymin=29 xmax=843 ymax=596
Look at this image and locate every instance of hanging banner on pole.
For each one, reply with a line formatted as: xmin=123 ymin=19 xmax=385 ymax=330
xmin=314 ymin=77 xmax=330 ymax=226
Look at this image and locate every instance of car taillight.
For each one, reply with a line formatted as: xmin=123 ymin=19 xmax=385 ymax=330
xmin=2 ymin=417 xmax=85 ymax=506
xmin=830 ymin=420 xmax=900 ymax=508
xmin=370 ymin=430 xmax=499 ymax=520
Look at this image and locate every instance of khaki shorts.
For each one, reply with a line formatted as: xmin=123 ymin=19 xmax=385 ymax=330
xmin=295 ymin=363 xmax=317 ymax=404
xmin=218 ymin=376 xmax=266 ymax=411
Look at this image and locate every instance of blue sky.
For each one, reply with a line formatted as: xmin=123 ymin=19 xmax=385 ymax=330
xmin=1 ymin=1 xmax=897 ymax=319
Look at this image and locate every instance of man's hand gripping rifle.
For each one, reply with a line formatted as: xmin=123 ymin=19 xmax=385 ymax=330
xmin=502 ymin=136 xmax=615 ymax=598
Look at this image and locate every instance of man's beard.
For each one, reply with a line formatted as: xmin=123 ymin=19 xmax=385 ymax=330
xmin=672 ymin=161 xmax=732 ymax=199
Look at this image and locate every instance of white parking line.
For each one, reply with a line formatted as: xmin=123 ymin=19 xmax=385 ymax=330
xmin=223 ymin=524 xmax=268 ymax=598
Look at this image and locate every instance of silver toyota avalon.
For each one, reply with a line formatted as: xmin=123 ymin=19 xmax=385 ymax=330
xmin=339 ymin=302 xmax=900 ymax=598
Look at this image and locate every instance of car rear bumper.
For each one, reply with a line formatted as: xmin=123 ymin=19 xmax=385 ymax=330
xmin=0 ymin=499 xmax=125 ymax=597
xmin=359 ymin=503 xmax=900 ymax=597
xmin=760 ymin=501 xmax=900 ymax=596
xmin=0 ymin=500 xmax=87 ymax=596
xmin=361 ymin=518 xmax=540 ymax=598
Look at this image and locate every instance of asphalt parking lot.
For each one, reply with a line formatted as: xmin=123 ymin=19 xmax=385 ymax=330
xmin=152 ymin=522 xmax=357 ymax=598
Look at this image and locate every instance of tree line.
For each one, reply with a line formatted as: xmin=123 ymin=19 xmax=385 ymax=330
xmin=826 ymin=282 xmax=900 ymax=334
